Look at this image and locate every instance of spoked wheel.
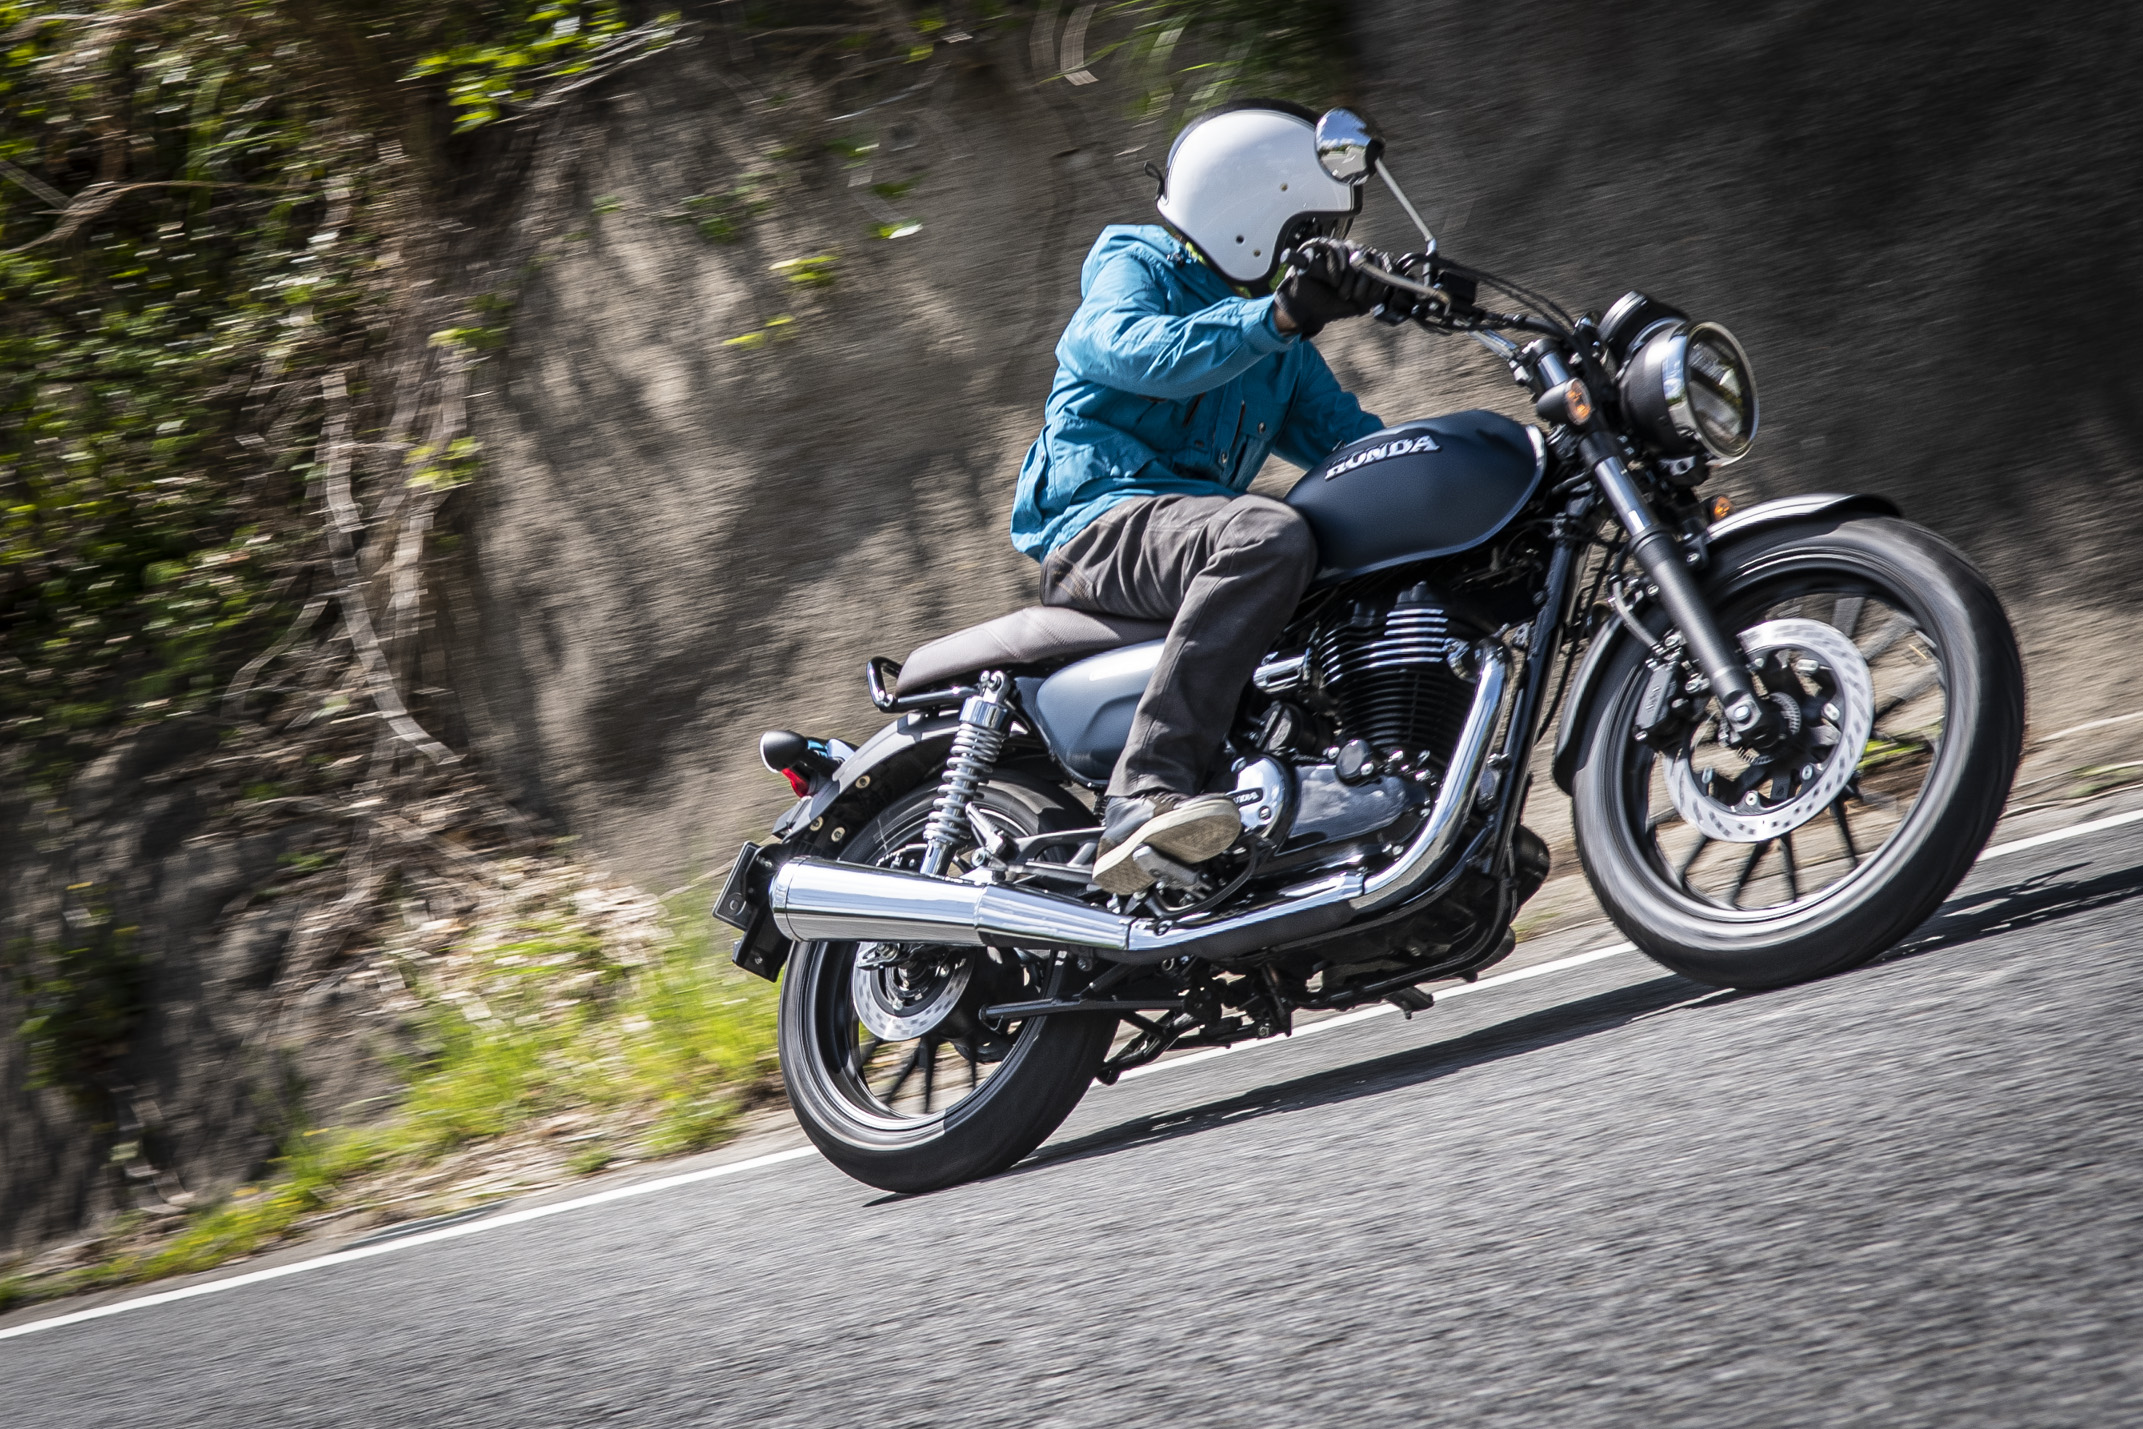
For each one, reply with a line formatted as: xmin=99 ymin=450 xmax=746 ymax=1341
xmin=777 ymin=774 xmax=1115 ymax=1193
xmin=1572 ymin=516 xmax=2023 ymax=988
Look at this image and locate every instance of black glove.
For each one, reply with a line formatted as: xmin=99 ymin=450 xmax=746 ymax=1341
xmin=1274 ymin=238 xmax=1395 ymax=339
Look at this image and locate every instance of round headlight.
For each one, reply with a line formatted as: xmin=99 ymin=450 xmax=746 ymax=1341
xmin=1618 ymin=320 xmax=1758 ymax=464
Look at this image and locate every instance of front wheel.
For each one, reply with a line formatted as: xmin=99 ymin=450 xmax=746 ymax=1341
xmin=1571 ymin=516 xmax=2023 ymax=989
xmin=777 ymin=773 xmax=1116 ymax=1193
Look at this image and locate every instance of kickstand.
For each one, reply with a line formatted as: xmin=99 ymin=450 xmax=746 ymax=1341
xmin=1385 ymin=986 xmax=1436 ymax=1020
xmin=1258 ymin=965 xmax=1295 ymax=1036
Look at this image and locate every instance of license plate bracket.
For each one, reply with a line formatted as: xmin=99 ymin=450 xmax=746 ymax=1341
xmin=713 ymin=842 xmax=790 ymax=981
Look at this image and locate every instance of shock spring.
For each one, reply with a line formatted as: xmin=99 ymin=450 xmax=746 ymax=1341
xmin=920 ymin=673 xmax=1012 ymax=877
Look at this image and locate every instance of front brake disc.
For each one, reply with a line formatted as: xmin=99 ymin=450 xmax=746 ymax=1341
xmin=1664 ymin=617 xmax=1875 ymax=844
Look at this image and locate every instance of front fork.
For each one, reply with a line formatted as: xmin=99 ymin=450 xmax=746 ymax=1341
xmin=1592 ymin=453 xmax=1771 ymax=741
xmin=1534 ymin=351 xmax=1774 ymax=747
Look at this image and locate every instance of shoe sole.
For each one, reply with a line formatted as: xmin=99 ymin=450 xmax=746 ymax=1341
xmin=1090 ymin=799 xmax=1242 ymax=897
xmin=1090 ymin=846 xmax=1155 ymax=896
xmin=1142 ymin=799 xmax=1244 ymax=862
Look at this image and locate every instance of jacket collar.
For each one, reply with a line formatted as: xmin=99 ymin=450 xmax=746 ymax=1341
xmin=1174 ymin=233 xmax=1269 ymax=302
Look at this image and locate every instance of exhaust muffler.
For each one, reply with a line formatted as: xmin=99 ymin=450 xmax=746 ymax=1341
xmin=768 ymin=644 xmax=1509 ymax=965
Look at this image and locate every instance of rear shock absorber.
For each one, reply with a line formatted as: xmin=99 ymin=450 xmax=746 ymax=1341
xmin=920 ymin=672 xmax=1013 ymax=877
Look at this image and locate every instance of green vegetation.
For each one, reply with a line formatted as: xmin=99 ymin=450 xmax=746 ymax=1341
xmin=2 ymin=3 xmax=371 ymax=768
xmin=770 ymin=253 xmax=841 ymax=289
xmin=430 ymin=291 xmax=517 ymax=355
xmin=0 ymin=889 xmax=144 ymax=1109
xmin=0 ymin=903 xmax=777 ymax=1313
xmin=393 ymin=909 xmax=777 ymax=1160
xmin=1112 ymin=0 xmax=1352 ymax=117
xmin=406 ymin=436 xmax=486 ymax=495
xmin=722 ymin=314 xmax=797 ymax=350
xmin=0 ymin=0 xmax=683 ymax=781
xmin=407 ymin=2 xmax=675 ymax=134
xmin=678 ymin=177 xmax=775 ymax=244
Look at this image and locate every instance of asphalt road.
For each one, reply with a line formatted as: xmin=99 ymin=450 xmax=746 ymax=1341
xmin=8 ymin=808 xmax=2143 ymax=1426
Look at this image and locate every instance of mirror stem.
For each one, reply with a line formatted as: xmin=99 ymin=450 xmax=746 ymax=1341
xmin=1376 ymin=159 xmax=1436 ymax=253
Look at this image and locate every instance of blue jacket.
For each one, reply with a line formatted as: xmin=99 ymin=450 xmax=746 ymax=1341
xmin=1010 ymin=225 xmax=1384 ymax=559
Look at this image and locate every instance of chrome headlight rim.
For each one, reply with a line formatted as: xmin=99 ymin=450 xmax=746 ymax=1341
xmin=1670 ymin=320 xmax=1759 ymax=464
xmin=1620 ymin=319 xmax=1760 ymax=466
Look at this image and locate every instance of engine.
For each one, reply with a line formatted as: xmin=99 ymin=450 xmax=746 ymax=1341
xmin=1311 ymin=582 xmax=1484 ymax=776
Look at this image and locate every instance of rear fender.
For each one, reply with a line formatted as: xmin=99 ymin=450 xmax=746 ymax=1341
xmin=720 ymin=714 xmax=960 ymax=983
xmin=770 ymin=711 xmax=962 ymax=852
xmin=1549 ymin=492 xmax=1901 ymax=793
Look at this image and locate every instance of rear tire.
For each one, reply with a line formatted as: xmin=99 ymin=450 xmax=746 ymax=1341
xmin=1571 ymin=516 xmax=2023 ymax=989
xmin=777 ymin=774 xmax=1116 ymax=1193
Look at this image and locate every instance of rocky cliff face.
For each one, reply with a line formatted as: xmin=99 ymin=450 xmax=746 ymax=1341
xmin=0 ymin=723 xmax=401 ymax=1256
xmin=439 ymin=22 xmax=1151 ymax=884
xmin=448 ymin=0 xmax=2143 ymax=887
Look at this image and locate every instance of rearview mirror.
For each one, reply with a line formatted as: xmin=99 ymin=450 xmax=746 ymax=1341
xmin=1315 ymin=109 xmax=1382 ymax=182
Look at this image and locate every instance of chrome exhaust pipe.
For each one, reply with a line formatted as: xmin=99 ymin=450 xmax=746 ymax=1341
xmin=1352 ymin=641 xmax=1508 ymax=914
xmin=769 ymin=643 xmax=1510 ymax=965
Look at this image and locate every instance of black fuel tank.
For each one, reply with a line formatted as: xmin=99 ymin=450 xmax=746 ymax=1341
xmin=1286 ymin=410 xmax=1544 ymax=584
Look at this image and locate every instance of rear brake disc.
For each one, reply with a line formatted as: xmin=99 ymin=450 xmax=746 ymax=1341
xmin=851 ymin=950 xmax=973 ymax=1040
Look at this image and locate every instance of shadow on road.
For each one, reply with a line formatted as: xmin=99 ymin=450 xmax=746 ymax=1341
xmin=974 ymin=835 xmax=2143 ymax=1188
xmin=1880 ymin=857 xmax=2143 ymax=964
xmin=1009 ymin=973 xmax=1702 ymax=1180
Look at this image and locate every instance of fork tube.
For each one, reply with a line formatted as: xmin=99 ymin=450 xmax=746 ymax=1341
xmin=1535 ymin=337 xmax=1768 ymax=743
xmin=1588 ymin=451 xmax=1769 ymax=741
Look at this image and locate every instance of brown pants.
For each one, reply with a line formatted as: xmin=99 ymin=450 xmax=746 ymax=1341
xmin=1039 ymin=494 xmax=1317 ymax=798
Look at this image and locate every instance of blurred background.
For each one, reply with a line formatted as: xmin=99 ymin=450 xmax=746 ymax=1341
xmin=4 ymin=0 xmax=2139 ymax=1301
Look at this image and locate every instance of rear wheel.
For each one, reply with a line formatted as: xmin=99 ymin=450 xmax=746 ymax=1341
xmin=777 ymin=774 xmax=1115 ymax=1193
xmin=1571 ymin=517 xmax=2023 ymax=989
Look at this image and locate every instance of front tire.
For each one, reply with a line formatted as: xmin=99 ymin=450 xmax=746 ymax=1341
xmin=777 ymin=774 xmax=1116 ymax=1193
xmin=1571 ymin=516 xmax=2023 ymax=989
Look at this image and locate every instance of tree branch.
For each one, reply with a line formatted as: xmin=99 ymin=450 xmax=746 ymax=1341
xmin=223 ymin=594 xmax=333 ymax=715
xmin=4 ymin=179 xmax=296 ymax=255
xmin=319 ymin=370 xmax=460 ymax=766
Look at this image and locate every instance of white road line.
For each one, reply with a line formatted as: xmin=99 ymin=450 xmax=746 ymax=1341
xmin=0 ymin=1147 xmax=818 ymax=1344
xmin=1978 ymin=807 xmax=2143 ymax=861
xmin=6 ymin=800 xmax=2140 ymax=1343
xmin=1116 ymin=802 xmax=2143 ymax=1082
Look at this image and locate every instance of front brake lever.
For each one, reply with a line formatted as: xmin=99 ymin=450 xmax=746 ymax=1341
xmin=1356 ymin=258 xmax=1434 ymax=298
xmin=1360 ymin=253 xmax=1475 ymax=329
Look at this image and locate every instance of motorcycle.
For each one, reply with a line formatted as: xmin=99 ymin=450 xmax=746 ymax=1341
xmin=713 ymin=110 xmax=2024 ymax=1193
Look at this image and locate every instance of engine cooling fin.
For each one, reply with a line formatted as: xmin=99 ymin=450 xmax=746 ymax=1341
xmin=1313 ymin=582 xmax=1483 ymax=767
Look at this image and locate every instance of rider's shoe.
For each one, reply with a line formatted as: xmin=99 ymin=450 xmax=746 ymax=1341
xmin=1092 ymin=792 xmax=1242 ymax=896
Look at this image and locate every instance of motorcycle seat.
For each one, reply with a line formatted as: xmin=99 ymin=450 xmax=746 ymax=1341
xmin=898 ymin=606 xmax=1170 ymax=694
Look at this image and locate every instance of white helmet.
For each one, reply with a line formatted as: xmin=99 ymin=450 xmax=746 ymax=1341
xmin=1156 ymin=100 xmax=1361 ymax=287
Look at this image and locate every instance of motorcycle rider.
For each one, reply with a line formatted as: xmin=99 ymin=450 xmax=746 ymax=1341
xmin=1012 ymin=99 xmax=1398 ymax=896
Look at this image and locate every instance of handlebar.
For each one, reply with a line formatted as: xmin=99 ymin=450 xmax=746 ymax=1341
xmin=1284 ymin=243 xmax=1567 ymax=342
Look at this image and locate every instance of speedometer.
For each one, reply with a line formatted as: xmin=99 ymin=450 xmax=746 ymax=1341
xmin=1618 ymin=320 xmax=1759 ymax=464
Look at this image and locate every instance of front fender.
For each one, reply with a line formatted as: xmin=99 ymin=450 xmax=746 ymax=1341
xmin=1549 ymin=492 xmax=1901 ymax=794
xmin=770 ymin=711 xmax=962 ymax=850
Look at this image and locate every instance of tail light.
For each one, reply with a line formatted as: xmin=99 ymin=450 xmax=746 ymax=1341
xmin=760 ymin=729 xmax=842 ymax=799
